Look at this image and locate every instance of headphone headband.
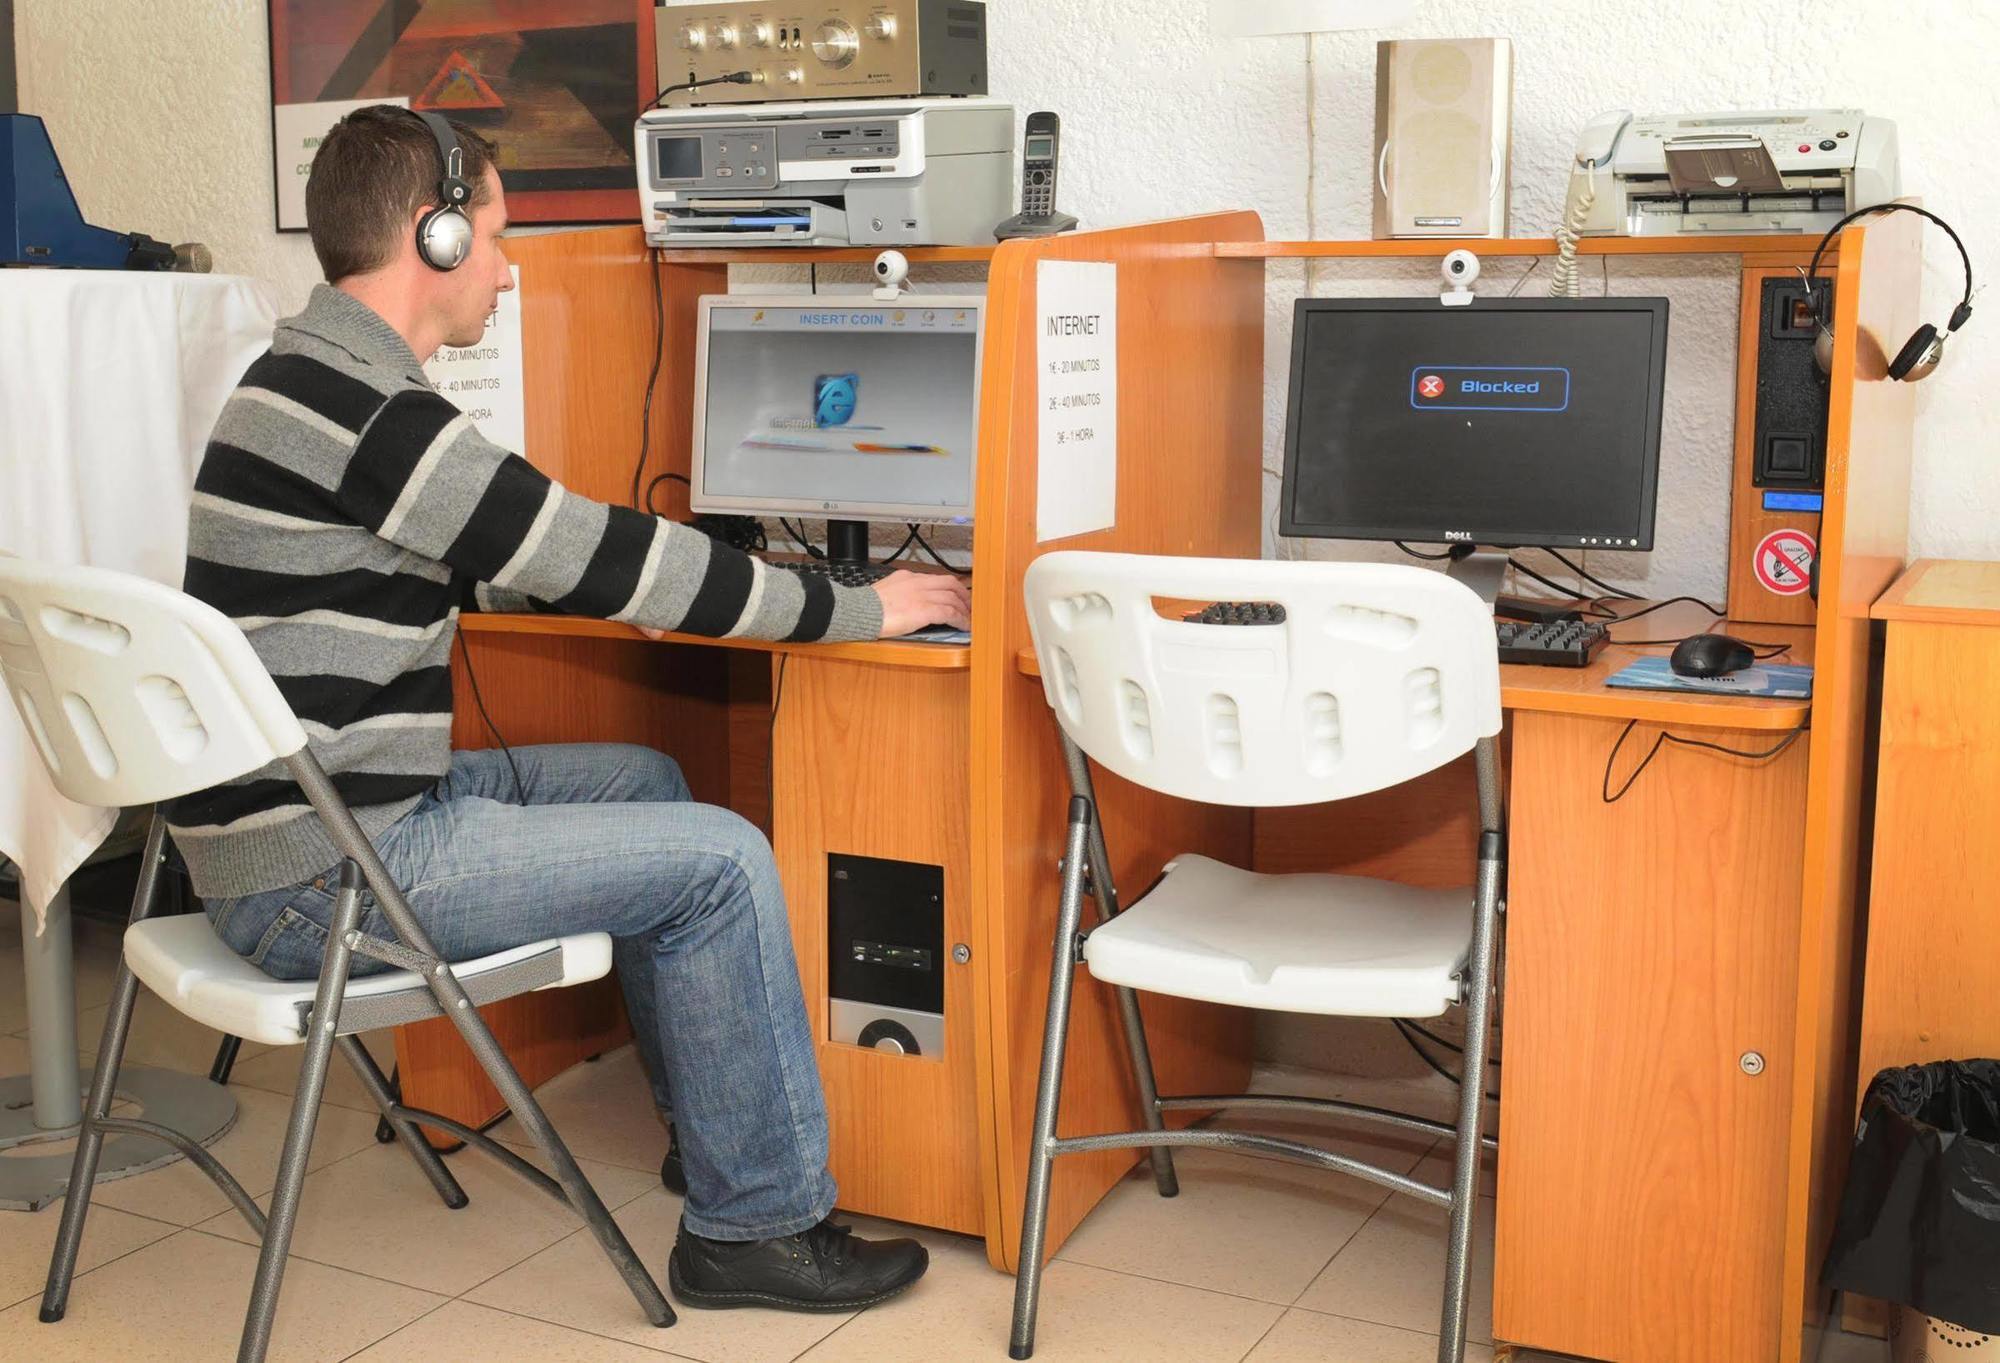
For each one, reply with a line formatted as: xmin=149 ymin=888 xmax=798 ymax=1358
xmin=1806 ymin=202 xmax=1975 ymax=329
xmin=412 ymin=111 xmax=472 ymax=208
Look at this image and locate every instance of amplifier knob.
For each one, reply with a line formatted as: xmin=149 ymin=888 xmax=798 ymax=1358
xmin=748 ymin=20 xmax=774 ymax=47
xmin=710 ymin=21 xmax=738 ymax=49
xmin=813 ymin=18 xmax=860 ymax=67
xmin=783 ymin=65 xmax=804 ymax=84
xmin=678 ymin=24 xmax=705 ymax=50
xmin=865 ymin=14 xmax=898 ymax=40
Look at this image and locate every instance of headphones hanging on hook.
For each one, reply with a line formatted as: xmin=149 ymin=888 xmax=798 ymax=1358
xmin=1804 ymin=202 xmax=1975 ymax=382
xmin=410 ymin=110 xmax=474 ymax=272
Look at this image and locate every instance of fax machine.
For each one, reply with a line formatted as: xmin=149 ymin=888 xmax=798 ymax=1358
xmin=634 ymin=98 xmax=1014 ymax=248
xmin=1566 ymin=109 xmax=1899 ymax=236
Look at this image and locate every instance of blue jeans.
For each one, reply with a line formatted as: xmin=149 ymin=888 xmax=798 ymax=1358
xmin=202 ymin=743 xmax=836 ymax=1241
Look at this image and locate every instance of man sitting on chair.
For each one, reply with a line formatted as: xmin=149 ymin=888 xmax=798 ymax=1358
xmin=165 ymin=105 xmax=966 ymax=1312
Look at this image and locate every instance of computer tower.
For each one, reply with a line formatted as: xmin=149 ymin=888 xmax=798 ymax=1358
xmin=826 ymin=853 xmax=945 ymax=1059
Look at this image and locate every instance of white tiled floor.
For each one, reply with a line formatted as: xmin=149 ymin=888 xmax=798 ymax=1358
xmin=2 ymin=899 xmax=1891 ymax=1362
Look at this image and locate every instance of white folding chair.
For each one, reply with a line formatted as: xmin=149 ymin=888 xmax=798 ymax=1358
xmin=1010 ymin=551 xmax=1506 ymax=1363
xmin=0 ymin=557 xmax=673 ymax=1361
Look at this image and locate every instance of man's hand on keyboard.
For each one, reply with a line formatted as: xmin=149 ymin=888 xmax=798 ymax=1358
xmin=875 ymin=568 xmax=971 ymax=636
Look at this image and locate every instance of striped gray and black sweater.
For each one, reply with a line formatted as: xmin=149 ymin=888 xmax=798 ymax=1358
xmin=167 ymin=285 xmax=882 ymax=899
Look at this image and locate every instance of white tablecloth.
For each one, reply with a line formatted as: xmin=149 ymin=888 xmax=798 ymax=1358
xmin=0 ymin=271 xmax=278 ymax=930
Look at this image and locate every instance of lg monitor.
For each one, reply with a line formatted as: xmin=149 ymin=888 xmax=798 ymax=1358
xmin=1279 ymin=296 xmax=1670 ymax=594
xmin=691 ymin=295 xmax=984 ymax=561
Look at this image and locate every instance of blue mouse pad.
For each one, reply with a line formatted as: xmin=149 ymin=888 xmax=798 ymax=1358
xmin=1605 ymin=655 xmax=1814 ymax=699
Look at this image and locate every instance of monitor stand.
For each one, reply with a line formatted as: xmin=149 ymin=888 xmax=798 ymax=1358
xmin=1445 ymin=548 xmax=1508 ymax=607
xmin=825 ymin=519 xmax=870 ymax=565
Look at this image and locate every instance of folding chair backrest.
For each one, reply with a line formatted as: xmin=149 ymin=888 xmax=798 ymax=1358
xmin=1024 ymin=551 xmax=1502 ymax=807
xmin=0 ymin=556 xmax=308 ymax=808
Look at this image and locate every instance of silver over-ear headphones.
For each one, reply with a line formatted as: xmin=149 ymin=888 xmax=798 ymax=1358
xmin=411 ymin=111 xmax=474 ymax=272
xmin=1806 ymin=202 xmax=1974 ymax=382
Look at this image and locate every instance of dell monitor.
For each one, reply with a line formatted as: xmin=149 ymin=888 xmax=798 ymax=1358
xmin=1279 ymin=295 xmax=1669 ymax=598
xmin=691 ymin=295 xmax=985 ymax=562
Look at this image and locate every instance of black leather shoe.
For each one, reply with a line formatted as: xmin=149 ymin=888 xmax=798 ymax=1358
xmin=668 ymin=1216 xmax=928 ymax=1312
xmin=659 ymin=1124 xmax=686 ymax=1195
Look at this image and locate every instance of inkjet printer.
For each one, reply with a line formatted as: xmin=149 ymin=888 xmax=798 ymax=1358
xmin=634 ymin=97 xmax=1013 ymax=248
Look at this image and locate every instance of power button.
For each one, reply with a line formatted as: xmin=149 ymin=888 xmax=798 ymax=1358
xmin=1818 ymin=139 xmax=1838 ymax=151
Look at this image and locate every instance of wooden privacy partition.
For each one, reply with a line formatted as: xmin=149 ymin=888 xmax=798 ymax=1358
xmin=1781 ymin=207 xmax=1922 ymax=1362
xmin=969 ymin=210 xmax=1267 ymax=1268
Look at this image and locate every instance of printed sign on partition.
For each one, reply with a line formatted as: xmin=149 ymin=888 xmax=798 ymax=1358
xmin=1754 ymin=528 xmax=1816 ymax=596
xmin=1036 ymin=260 xmax=1119 ymax=542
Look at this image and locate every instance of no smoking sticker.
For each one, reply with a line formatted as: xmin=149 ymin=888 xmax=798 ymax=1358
xmin=1754 ymin=528 xmax=1816 ymax=596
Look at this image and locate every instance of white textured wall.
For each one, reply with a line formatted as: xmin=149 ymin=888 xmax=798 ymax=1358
xmin=18 ymin=1 xmax=322 ymax=308
xmin=18 ymin=0 xmax=2000 ymax=579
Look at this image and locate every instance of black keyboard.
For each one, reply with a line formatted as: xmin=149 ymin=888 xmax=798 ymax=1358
xmin=1496 ymin=617 xmax=1610 ymax=667
xmin=1183 ymin=601 xmax=1288 ymax=626
xmin=766 ymin=559 xmax=895 ymax=589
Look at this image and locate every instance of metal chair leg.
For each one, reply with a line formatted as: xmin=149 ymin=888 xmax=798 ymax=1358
xmin=336 ymin=1037 xmax=467 ymax=1210
xmin=289 ymin=748 xmax=673 ymax=1328
xmin=1009 ymin=795 xmax=1096 ymax=1361
xmin=430 ymin=981 xmax=673 ymax=1326
xmin=1436 ymin=833 xmax=1504 ymax=1363
xmin=209 ymin=1035 xmax=244 ymax=1085
xmin=237 ymin=862 xmax=367 ymax=1363
xmin=373 ymin=1063 xmax=398 ymax=1144
xmin=40 ymin=814 xmax=172 ymax=1323
xmin=1060 ymin=735 xmax=1177 ymax=1198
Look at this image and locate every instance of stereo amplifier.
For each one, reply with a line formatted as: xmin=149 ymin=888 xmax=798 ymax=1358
xmin=655 ymin=0 xmax=987 ymax=105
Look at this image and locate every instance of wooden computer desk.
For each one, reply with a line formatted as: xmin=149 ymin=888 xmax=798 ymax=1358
xmin=388 ymin=209 xmax=1921 ymax=1363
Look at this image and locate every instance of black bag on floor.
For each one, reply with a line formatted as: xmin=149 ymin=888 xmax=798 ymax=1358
xmin=1822 ymin=1059 xmax=2000 ymax=1335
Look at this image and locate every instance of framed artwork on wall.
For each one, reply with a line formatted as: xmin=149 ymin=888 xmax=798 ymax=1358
xmin=267 ymin=0 xmax=654 ymax=230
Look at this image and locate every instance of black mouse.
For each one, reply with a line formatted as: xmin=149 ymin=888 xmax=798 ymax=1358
xmin=1670 ymin=633 xmax=1757 ymax=679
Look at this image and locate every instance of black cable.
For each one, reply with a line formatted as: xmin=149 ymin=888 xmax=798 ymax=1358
xmin=1601 ymin=595 xmax=1726 ymax=624
xmin=1507 ymin=558 xmax=1597 ymax=604
xmin=1617 ymin=635 xmax=1792 ymax=656
xmin=1394 ymin=540 xmax=1453 ymax=561
xmin=1542 ymin=548 xmax=1640 ymax=601
xmin=910 ymin=526 xmax=970 ymax=576
xmin=631 ymin=251 xmax=666 ymax=511
xmin=1393 ymin=1019 xmax=1500 ymax=1101
xmin=646 ymin=70 xmax=754 ymax=112
xmin=886 ymin=525 xmax=921 ymax=563
xmin=777 ymin=518 xmax=825 ymax=559
xmin=809 ymin=263 xmax=817 ymax=295
xmin=455 ymin=632 xmax=525 ymax=803
xmin=1601 ymin=718 xmax=1809 ymax=804
xmin=768 ymin=653 xmax=789 ymax=800
xmin=643 ymin=470 xmax=692 ymax=518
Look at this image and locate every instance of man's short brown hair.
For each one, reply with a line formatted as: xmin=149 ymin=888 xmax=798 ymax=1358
xmin=304 ymin=105 xmax=498 ymax=282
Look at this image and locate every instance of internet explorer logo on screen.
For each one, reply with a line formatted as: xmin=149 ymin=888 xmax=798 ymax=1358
xmin=814 ymin=373 xmax=859 ymax=427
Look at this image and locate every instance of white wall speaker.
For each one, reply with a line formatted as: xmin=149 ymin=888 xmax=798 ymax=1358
xmin=1373 ymin=37 xmax=1512 ymax=239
